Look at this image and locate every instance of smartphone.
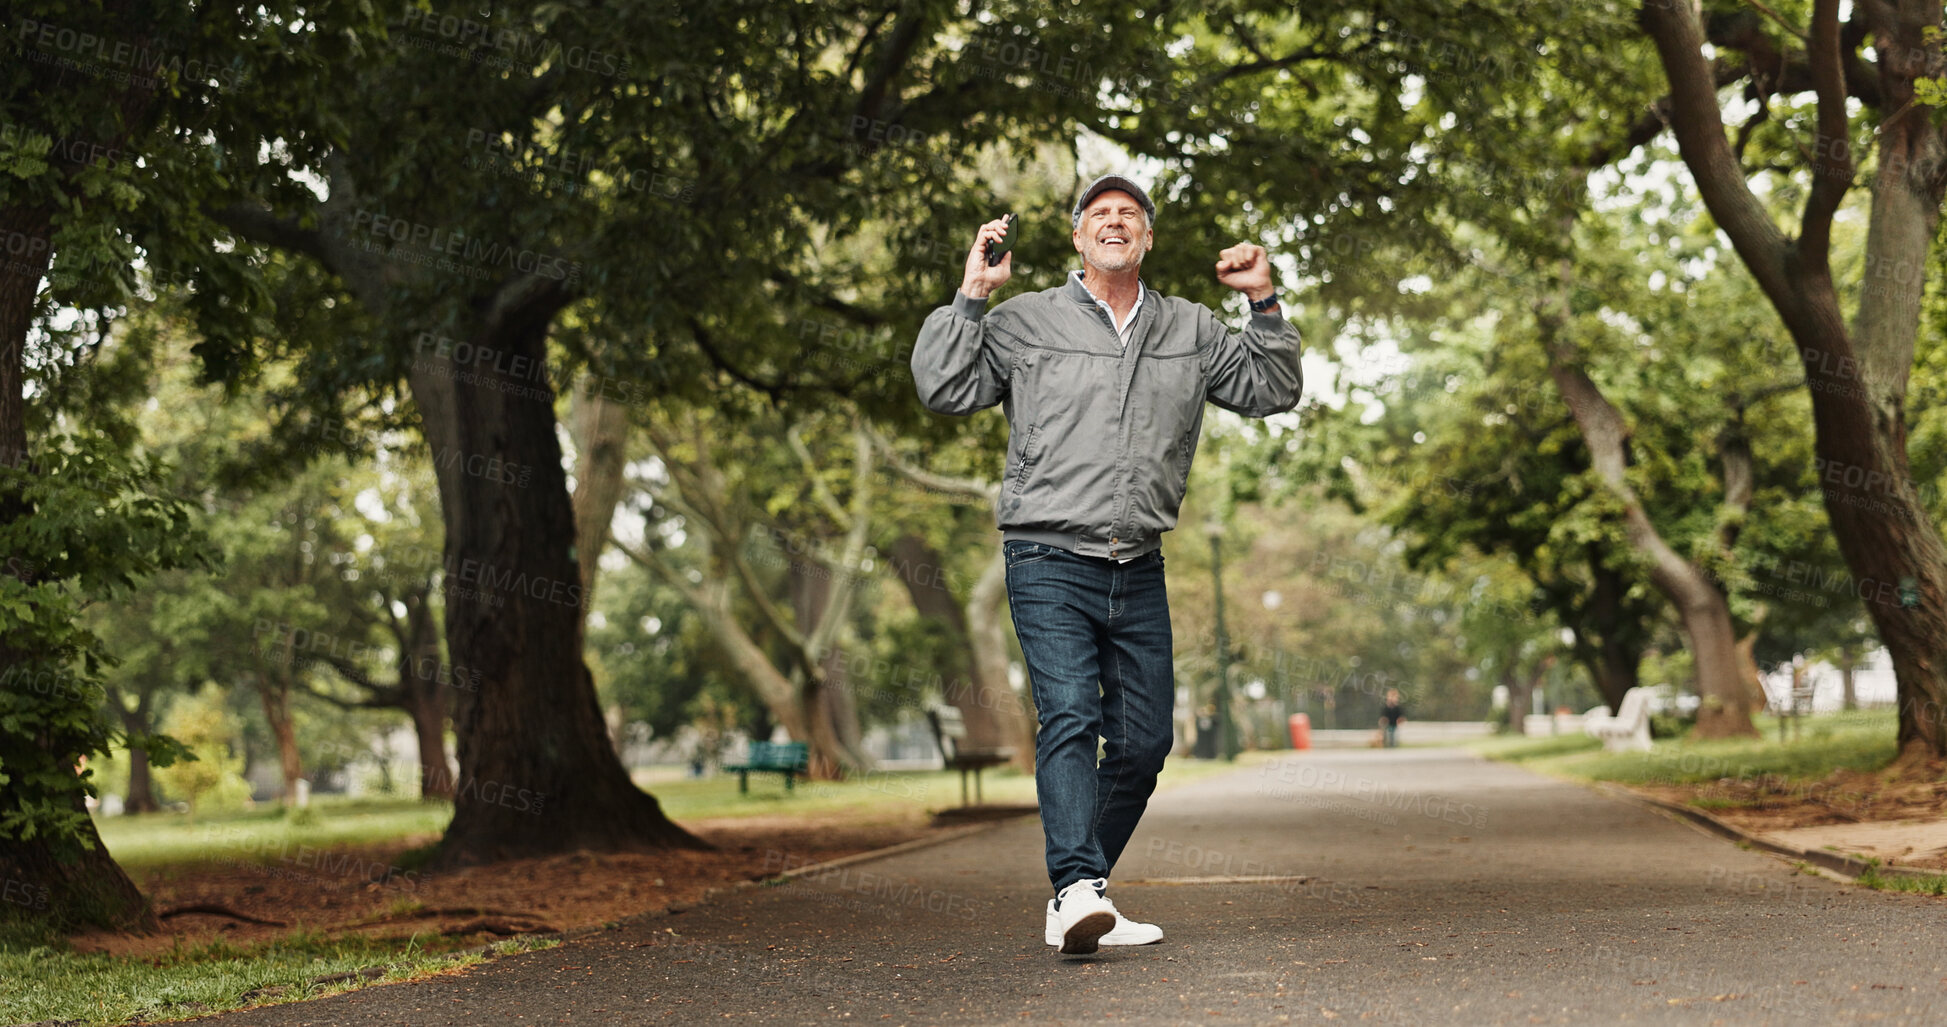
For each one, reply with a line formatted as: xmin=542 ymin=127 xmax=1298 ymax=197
xmin=985 ymin=213 xmax=1017 ymax=267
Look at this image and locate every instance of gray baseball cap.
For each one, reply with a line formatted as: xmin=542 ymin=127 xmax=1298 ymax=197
xmin=1072 ymin=174 xmax=1156 ymax=228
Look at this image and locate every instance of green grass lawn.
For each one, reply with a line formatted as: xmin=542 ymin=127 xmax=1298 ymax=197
xmin=98 ymin=797 xmax=453 ymax=873
xmin=1467 ymin=709 xmax=1900 ymax=786
xmin=0 ymin=934 xmax=553 ymax=1027
xmin=643 ymin=750 xmax=1273 ymax=822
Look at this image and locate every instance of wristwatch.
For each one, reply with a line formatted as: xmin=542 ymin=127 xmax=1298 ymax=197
xmin=1248 ymin=291 xmax=1280 ymax=313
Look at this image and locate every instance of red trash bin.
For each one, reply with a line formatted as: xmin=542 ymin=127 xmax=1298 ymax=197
xmin=1288 ymin=713 xmax=1311 ymax=750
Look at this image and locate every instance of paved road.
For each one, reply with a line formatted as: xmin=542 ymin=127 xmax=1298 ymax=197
xmin=197 ymin=750 xmax=1947 ymax=1025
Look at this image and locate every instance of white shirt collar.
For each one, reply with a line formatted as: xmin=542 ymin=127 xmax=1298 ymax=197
xmin=1071 ymin=270 xmax=1144 ymax=346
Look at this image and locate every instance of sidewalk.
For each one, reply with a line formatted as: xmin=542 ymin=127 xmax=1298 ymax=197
xmin=192 ymin=749 xmax=1947 ymax=1025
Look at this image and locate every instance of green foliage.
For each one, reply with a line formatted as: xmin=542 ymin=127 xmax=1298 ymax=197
xmin=587 ymin=570 xmax=726 ymax=742
xmin=853 ymin=614 xmax=959 ymax=729
xmin=1648 ymin=710 xmax=1695 ymax=742
xmin=0 ymin=435 xmax=209 ymax=850
xmin=152 ymin=685 xmax=250 ymax=819
xmin=1911 ymin=27 xmax=1947 ymax=115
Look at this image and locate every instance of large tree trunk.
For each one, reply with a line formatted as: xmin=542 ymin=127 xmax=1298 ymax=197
xmin=1 ymin=201 xmax=154 ymax=934
xmin=1548 ymin=356 xmax=1758 ymax=737
xmin=0 ymin=793 xmax=154 ymax=938
xmin=1642 ymin=0 xmax=1947 ymax=762
xmin=409 ymin=313 xmax=704 ymax=866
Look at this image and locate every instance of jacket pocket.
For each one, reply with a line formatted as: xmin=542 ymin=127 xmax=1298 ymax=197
xmin=1172 ymin=428 xmax=1196 ymax=486
xmin=1011 ymin=423 xmax=1043 ymax=496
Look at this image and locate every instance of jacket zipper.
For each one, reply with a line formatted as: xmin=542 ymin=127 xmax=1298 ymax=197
xmin=1086 ymin=299 xmax=1146 ymax=547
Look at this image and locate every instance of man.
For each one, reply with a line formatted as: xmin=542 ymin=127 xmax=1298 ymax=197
xmin=1381 ymin=688 xmax=1406 ymax=748
xmin=911 ymin=175 xmax=1303 ymax=955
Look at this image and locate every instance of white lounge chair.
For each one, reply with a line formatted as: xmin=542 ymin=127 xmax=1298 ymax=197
xmin=1583 ymin=687 xmax=1653 ymax=753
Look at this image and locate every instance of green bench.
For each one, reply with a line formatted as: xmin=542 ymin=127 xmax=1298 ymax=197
xmin=725 ymin=740 xmax=809 ymax=794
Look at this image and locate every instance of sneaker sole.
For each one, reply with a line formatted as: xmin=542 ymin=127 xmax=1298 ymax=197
xmin=1045 ymin=929 xmax=1166 ymax=947
xmin=1059 ymin=911 xmax=1117 ymax=955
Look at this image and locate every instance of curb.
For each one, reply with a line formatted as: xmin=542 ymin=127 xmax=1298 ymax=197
xmin=1591 ymin=782 xmax=1943 ymax=882
xmin=773 ymin=816 xmax=1028 ymax=881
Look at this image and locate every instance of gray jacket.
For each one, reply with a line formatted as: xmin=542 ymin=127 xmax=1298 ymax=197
xmin=912 ymin=274 xmax=1302 ymax=558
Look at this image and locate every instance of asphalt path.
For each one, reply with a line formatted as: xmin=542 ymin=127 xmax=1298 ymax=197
xmin=190 ymin=749 xmax=1947 ymax=1025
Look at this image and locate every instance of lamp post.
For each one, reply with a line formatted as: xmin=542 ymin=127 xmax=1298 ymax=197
xmin=1207 ymin=519 xmax=1238 ymax=761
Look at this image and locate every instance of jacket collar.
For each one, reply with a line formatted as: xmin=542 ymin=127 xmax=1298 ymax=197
xmin=1064 ymin=269 xmax=1149 ymax=306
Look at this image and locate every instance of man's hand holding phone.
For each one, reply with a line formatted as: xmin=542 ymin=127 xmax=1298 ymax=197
xmin=961 ymin=214 xmax=1014 ymax=300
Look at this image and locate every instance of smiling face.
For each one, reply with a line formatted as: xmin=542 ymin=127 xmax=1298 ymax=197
xmin=1072 ymin=189 xmax=1153 ymax=273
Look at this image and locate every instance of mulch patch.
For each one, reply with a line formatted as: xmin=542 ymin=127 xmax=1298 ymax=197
xmin=76 ymin=811 xmax=944 ymax=958
xmin=1627 ymin=763 xmax=1947 ymax=836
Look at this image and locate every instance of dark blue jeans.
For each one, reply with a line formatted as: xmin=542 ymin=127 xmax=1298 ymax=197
xmin=1003 ymin=540 xmax=1175 ymax=898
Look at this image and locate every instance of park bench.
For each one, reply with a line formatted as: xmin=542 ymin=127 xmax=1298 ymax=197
xmin=1582 ymin=687 xmax=1653 ymax=753
xmin=926 ymin=706 xmax=1013 ymax=807
xmin=725 ymin=740 xmax=809 ymax=794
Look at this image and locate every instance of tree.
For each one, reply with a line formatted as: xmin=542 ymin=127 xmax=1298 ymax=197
xmin=0 ymin=0 xmax=388 ymax=932
xmin=621 ymin=405 xmax=879 ymax=778
xmin=197 ymin=0 xmax=1192 ymax=862
xmin=869 ymin=430 xmax=1034 ymax=768
xmin=1640 ymin=0 xmax=1947 ymax=762
xmin=297 ymin=461 xmax=460 ymax=802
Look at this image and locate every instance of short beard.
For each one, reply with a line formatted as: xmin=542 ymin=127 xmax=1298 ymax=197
xmin=1084 ymin=240 xmax=1141 ymax=273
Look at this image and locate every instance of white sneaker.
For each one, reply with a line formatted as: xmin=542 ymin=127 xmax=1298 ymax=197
xmin=1048 ymin=878 xmax=1155 ymax=954
xmin=1044 ymin=898 xmax=1164 ymax=947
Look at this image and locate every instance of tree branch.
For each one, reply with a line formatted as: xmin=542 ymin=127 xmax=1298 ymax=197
xmin=297 ymin=654 xmax=406 ymax=710
xmin=852 ymin=1 xmax=931 ymax=128
xmin=1639 ymin=0 xmax=1800 ymax=321
xmin=215 ymin=203 xmax=341 ymax=276
xmin=800 ymin=420 xmax=875 ymax=664
xmin=1800 ymin=0 xmax=1852 ymax=267
xmin=866 ymin=426 xmax=1000 ymax=502
xmin=787 ymin=424 xmax=851 ymax=524
xmin=639 ymin=417 xmax=813 ymax=656
xmin=1740 ymin=0 xmax=1809 ymax=42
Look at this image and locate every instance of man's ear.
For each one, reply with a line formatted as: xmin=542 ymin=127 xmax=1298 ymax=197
xmin=1072 ymin=225 xmax=1084 ymax=252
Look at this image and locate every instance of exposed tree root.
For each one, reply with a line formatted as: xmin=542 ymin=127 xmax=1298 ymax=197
xmin=157 ymin=903 xmax=287 ymax=926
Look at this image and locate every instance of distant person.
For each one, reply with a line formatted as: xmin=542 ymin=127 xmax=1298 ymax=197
xmin=1380 ymin=688 xmax=1406 ymax=748
xmin=911 ymin=175 xmax=1303 ymax=955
